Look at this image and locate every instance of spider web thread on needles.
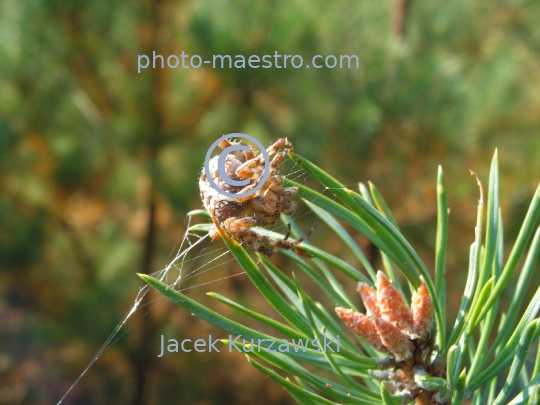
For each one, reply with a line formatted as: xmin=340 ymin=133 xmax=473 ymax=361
xmin=56 ymin=156 xmax=332 ymax=404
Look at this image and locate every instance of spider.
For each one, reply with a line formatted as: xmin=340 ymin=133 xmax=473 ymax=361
xmin=199 ymin=137 xmax=315 ymax=256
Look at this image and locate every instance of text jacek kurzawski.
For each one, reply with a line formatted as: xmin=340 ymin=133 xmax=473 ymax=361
xmin=157 ymin=334 xmax=341 ymax=356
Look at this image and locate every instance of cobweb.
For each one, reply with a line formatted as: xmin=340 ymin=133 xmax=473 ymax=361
xmin=56 ymin=156 xmax=327 ymax=404
xmin=55 ymin=150 xmax=540 ymax=405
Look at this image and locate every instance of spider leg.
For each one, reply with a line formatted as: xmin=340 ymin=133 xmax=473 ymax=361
xmin=235 ymin=156 xmax=265 ymax=180
xmin=283 ymin=223 xmax=292 ymax=241
xmin=249 ymin=186 xmax=298 ymax=215
xmin=222 ymin=215 xmax=280 ymax=255
xmin=295 ymin=221 xmax=317 ymax=244
xmin=235 ymin=138 xmax=293 ymax=179
xmin=233 ymin=181 xmax=264 ymax=204
xmin=265 ymin=138 xmax=293 ymax=156
xmin=218 ymin=139 xmax=255 ymax=161
xmin=267 ymin=220 xmax=318 ymax=255
xmin=263 ymin=138 xmax=293 ymax=170
xmin=235 ymin=172 xmax=290 ymax=204
xmin=222 ymin=216 xmax=315 ymax=257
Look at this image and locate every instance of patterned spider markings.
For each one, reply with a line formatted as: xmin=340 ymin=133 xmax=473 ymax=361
xmin=199 ymin=137 xmax=315 ymax=256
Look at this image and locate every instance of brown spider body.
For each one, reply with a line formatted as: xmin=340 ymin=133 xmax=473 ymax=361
xmin=199 ymin=138 xmax=313 ymax=256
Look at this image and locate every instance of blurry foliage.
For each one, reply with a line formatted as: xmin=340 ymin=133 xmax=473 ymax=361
xmin=0 ymin=0 xmax=539 ymax=404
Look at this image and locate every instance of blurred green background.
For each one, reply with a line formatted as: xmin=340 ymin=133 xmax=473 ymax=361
xmin=1 ymin=0 xmax=539 ymax=404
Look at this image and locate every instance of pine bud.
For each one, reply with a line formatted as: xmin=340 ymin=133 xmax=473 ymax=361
xmin=357 ymin=282 xmax=381 ymax=318
xmin=373 ymin=318 xmax=415 ymax=361
xmin=335 ymin=307 xmax=390 ymax=354
xmin=375 ymin=271 xmax=416 ymax=338
xmin=411 ymin=277 xmax=434 ymax=338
